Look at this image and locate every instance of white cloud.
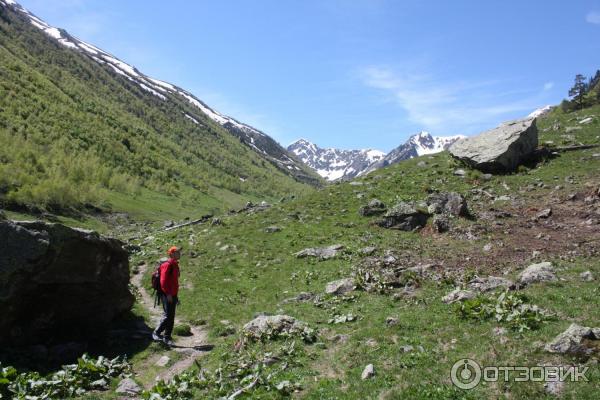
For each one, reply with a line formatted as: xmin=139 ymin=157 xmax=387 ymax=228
xmin=359 ymin=65 xmax=551 ymax=135
xmin=543 ymin=82 xmax=554 ymax=91
xmin=586 ymin=11 xmax=600 ymax=24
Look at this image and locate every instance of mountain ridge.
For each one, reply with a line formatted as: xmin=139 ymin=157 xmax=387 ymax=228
xmin=288 ymin=132 xmax=464 ymax=181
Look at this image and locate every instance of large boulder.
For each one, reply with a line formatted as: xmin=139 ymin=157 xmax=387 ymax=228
xmin=449 ymin=118 xmax=538 ymax=172
xmin=0 ymin=220 xmax=134 ymax=346
xmin=376 ymin=201 xmax=429 ymax=231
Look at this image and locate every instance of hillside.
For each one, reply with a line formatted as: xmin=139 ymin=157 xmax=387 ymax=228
xmin=104 ymin=104 xmax=598 ymax=398
xmin=0 ymin=0 xmax=319 ymax=217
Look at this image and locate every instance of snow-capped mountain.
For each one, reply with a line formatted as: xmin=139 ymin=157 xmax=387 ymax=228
xmin=0 ymin=0 xmax=318 ymax=185
xmin=287 ymin=139 xmax=385 ymax=181
xmin=290 ymin=132 xmax=464 ymax=181
xmin=364 ymin=132 xmax=465 ymax=174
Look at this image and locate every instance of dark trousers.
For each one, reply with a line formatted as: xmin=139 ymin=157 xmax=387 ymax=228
xmin=155 ymin=294 xmax=177 ymax=338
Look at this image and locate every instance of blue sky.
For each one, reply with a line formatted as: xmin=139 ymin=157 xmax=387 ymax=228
xmin=18 ymin=0 xmax=600 ymax=152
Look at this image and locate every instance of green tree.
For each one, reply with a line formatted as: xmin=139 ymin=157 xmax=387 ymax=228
xmin=568 ymin=74 xmax=587 ymax=110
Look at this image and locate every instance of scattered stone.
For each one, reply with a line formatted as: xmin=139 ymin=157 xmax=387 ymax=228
xmin=359 ymin=199 xmax=387 ymax=216
xmin=385 ymin=317 xmax=399 ymax=327
xmin=361 ymin=364 xmax=375 ymax=380
xmin=295 ymin=244 xmax=344 ymax=260
xmin=426 ymin=192 xmax=468 ymax=216
xmin=495 ymin=195 xmax=511 ymax=202
xmin=330 ymin=334 xmax=349 ymax=344
xmin=432 ymin=214 xmax=450 ymax=233
xmin=359 ymin=246 xmax=377 ymax=256
xmin=534 ymin=208 xmax=552 ymax=220
xmin=483 ymin=243 xmax=493 ymax=252
xmin=115 ymin=378 xmax=142 ymax=396
xmin=482 ymin=173 xmax=493 ymax=181
xmin=442 ymin=289 xmax=476 ymax=304
xmin=365 ymin=338 xmax=378 ymax=347
xmin=163 ymin=220 xmax=175 ymax=228
xmin=325 ymin=278 xmax=356 ymax=296
xmin=449 ymin=117 xmax=538 ymax=172
xmin=0 ymin=220 xmax=133 ymax=346
xmin=399 ymin=345 xmax=414 ymax=353
xmin=453 ymin=169 xmax=466 ymax=176
xmin=519 ymin=262 xmax=557 ymax=285
xmin=417 ymin=161 xmax=427 ymax=167
xmin=242 ymin=315 xmax=312 ymax=340
xmin=468 ymin=276 xmax=515 ymax=292
xmin=580 ymin=271 xmax=594 ymax=282
xmin=376 ymin=201 xmax=429 ymax=231
xmin=579 ymin=117 xmax=594 ymax=125
xmin=544 ymin=379 xmax=565 ymax=396
xmin=155 ymin=355 xmax=170 ymax=367
xmin=544 ymin=323 xmax=600 ymax=354
xmin=265 ymin=226 xmax=282 ymax=233
xmin=211 ymin=217 xmax=222 ymax=226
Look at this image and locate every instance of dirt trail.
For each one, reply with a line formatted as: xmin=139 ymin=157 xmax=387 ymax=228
xmin=131 ymin=263 xmax=210 ymax=385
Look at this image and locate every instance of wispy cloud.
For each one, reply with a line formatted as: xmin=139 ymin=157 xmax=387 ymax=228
xmin=544 ymin=81 xmax=554 ymax=91
xmin=359 ymin=64 xmax=551 ymax=135
xmin=586 ymin=11 xmax=600 ymax=24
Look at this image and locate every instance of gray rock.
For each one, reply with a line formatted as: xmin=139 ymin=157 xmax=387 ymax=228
xmin=265 ymin=226 xmax=282 ymax=233
xmin=361 ymin=364 xmax=375 ymax=380
xmin=0 ymin=220 xmax=133 ymax=346
xmin=325 ymin=278 xmax=356 ymax=295
xmin=163 ymin=220 xmax=175 ymax=228
xmin=295 ymin=244 xmax=344 ymax=260
xmin=545 ymin=323 xmax=599 ymax=354
xmin=449 ymin=117 xmax=538 ymax=172
xmin=359 ymin=246 xmax=377 ymax=256
xmin=453 ymin=169 xmax=466 ymax=176
xmin=519 ymin=262 xmax=557 ymax=285
xmin=468 ymin=276 xmax=515 ymax=292
xmin=579 ymin=117 xmax=594 ymax=124
xmin=242 ymin=315 xmax=311 ymax=340
xmin=376 ymin=202 xmax=429 ymax=231
xmin=155 ymin=355 xmax=170 ymax=367
xmin=426 ymin=192 xmax=468 ymax=217
xmin=385 ymin=317 xmax=399 ymax=326
xmin=442 ymin=289 xmax=476 ymax=304
xmin=359 ymin=199 xmax=387 ymax=216
xmin=580 ymin=271 xmax=594 ymax=282
xmin=116 ymin=378 xmax=142 ymax=395
xmin=432 ymin=214 xmax=450 ymax=233
xmin=534 ymin=208 xmax=552 ymax=220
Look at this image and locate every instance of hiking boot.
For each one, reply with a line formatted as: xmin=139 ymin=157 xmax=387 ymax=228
xmin=152 ymin=331 xmax=162 ymax=341
xmin=163 ymin=337 xmax=175 ymax=346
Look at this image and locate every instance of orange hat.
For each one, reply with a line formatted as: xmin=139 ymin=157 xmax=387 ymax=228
xmin=167 ymin=246 xmax=182 ymax=256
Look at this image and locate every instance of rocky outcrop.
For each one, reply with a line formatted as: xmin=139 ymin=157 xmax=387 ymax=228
xmin=376 ymin=202 xmax=429 ymax=231
xmin=0 ymin=220 xmax=133 ymax=346
xmin=545 ymin=323 xmax=600 ymax=354
xmin=242 ymin=315 xmax=314 ymax=341
xmin=449 ymin=117 xmax=538 ymax=172
xmin=442 ymin=289 xmax=476 ymax=304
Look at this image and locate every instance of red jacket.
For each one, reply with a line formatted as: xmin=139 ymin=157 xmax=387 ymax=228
xmin=160 ymin=258 xmax=180 ymax=296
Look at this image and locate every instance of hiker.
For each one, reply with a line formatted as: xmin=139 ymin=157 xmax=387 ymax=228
xmin=152 ymin=246 xmax=182 ymax=345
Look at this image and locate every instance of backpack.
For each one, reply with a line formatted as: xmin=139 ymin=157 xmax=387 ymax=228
xmin=152 ymin=258 xmax=169 ymax=307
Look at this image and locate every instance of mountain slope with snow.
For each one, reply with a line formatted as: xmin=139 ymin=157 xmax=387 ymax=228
xmin=0 ymin=0 xmax=319 ymax=186
xmin=363 ymin=132 xmax=465 ymax=175
xmin=287 ymin=139 xmax=384 ymax=180
xmin=289 ymin=132 xmax=464 ymax=181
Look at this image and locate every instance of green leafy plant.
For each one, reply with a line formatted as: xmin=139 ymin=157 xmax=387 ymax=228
xmin=455 ymin=291 xmax=554 ymax=332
